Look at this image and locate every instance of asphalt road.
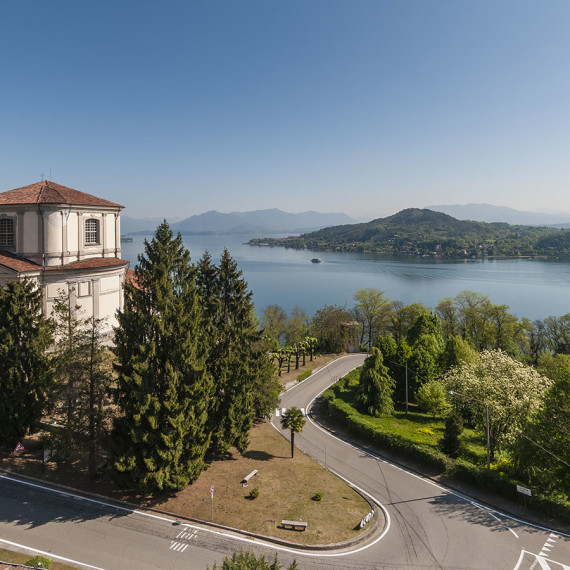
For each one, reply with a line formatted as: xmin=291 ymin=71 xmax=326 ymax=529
xmin=0 ymin=354 xmax=569 ymax=569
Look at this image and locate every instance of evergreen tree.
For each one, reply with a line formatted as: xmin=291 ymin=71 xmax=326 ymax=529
xmin=51 ymin=290 xmax=113 ymax=472
xmin=198 ymin=249 xmax=277 ymax=455
xmin=356 ymin=347 xmax=395 ymax=417
xmin=440 ymin=410 xmax=463 ymax=458
xmin=0 ymin=279 xmax=53 ymax=447
xmin=111 ymin=222 xmax=212 ymax=492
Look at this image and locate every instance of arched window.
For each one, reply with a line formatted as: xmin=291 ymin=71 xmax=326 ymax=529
xmin=0 ymin=217 xmax=15 ymax=247
xmin=85 ymin=218 xmax=100 ymax=245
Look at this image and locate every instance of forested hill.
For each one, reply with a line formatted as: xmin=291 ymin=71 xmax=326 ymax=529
xmin=248 ymin=208 xmax=570 ymax=258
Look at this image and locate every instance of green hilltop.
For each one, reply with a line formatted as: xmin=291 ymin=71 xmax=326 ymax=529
xmin=248 ymin=208 xmax=570 ymax=258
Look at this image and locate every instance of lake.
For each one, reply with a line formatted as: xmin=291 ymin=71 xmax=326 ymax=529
xmin=120 ymin=234 xmax=570 ymax=321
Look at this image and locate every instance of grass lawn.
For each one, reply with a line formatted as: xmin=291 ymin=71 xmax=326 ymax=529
xmin=0 ymin=421 xmax=371 ymax=547
xmin=330 ymin=378 xmax=489 ymax=467
xmin=140 ymin=421 xmax=371 ymax=544
xmin=0 ymin=548 xmax=76 ymax=569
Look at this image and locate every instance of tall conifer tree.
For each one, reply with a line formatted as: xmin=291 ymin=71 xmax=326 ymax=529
xmin=112 ymin=222 xmax=212 ymax=492
xmin=0 ymin=279 xmax=53 ymax=446
xmin=197 ymin=249 xmax=278 ymax=455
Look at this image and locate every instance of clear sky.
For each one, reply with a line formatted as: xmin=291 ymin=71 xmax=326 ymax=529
xmin=1 ymin=0 xmax=569 ymax=220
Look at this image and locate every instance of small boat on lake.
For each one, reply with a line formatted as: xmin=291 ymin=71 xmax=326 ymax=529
xmin=311 ymin=258 xmax=323 ymax=263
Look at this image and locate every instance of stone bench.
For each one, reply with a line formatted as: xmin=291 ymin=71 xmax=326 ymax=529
xmin=281 ymin=520 xmax=308 ymax=531
xmin=241 ymin=469 xmax=258 ymax=487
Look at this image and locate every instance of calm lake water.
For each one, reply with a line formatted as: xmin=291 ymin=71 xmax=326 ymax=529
xmin=121 ymin=234 xmax=570 ymax=321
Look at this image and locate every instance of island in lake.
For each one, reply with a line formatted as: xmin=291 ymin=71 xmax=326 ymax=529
xmin=248 ymin=208 xmax=570 ymax=259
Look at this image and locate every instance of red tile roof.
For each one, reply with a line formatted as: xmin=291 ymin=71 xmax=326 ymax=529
xmin=0 ymin=251 xmax=128 ymax=274
xmin=0 ymin=181 xmax=123 ymax=209
xmin=0 ymin=250 xmax=42 ymax=272
xmin=44 ymin=257 xmax=129 ymax=271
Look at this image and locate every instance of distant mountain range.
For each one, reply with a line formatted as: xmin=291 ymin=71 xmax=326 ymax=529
xmin=428 ymin=203 xmax=570 ymax=227
xmin=121 ymin=209 xmax=354 ymax=235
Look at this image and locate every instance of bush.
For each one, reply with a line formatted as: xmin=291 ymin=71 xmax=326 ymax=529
xmin=25 ymin=556 xmax=52 ymax=569
xmin=440 ymin=411 xmax=463 ymax=458
xmin=416 ymin=380 xmax=451 ymax=417
xmin=297 ymin=369 xmax=312 ymax=382
xmin=249 ymin=487 xmax=259 ymax=499
xmin=312 ymin=492 xmax=323 ymax=501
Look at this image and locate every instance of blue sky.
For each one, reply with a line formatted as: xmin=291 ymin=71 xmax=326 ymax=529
xmin=1 ymin=1 xmax=569 ymax=220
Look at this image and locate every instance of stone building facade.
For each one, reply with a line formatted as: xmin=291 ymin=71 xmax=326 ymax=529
xmin=0 ymin=180 xmax=128 ymax=334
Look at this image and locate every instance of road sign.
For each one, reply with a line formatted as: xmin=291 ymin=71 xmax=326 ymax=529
xmin=14 ymin=442 xmax=24 ymax=453
xmin=517 ymin=484 xmax=532 ymax=496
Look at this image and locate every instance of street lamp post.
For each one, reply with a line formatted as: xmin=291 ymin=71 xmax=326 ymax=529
xmin=448 ymin=390 xmax=491 ymax=470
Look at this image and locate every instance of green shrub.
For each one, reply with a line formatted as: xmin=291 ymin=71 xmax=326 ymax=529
xmin=249 ymin=487 xmax=259 ymax=499
xmin=297 ymin=370 xmax=312 ymax=382
xmin=25 ymin=555 xmax=52 ymax=569
xmin=312 ymin=492 xmax=323 ymax=501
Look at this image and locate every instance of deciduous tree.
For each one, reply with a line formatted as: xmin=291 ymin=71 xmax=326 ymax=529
xmin=352 ymin=288 xmax=392 ymax=349
xmin=444 ymin=350 xmax=551 ymax=459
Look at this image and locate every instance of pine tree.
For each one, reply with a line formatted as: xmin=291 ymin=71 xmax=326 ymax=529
xmin=197 ymin=249 xmax=278 ymax=455
xmin=50 ymin=290 xmax=113 ymax=471
xmin=111 ymin=222 xmax=212 ymax=492
xmin=356 ymin=347 xmax=395 ymax=417
xmin=0 ymin=279 xmax=53 ymax=447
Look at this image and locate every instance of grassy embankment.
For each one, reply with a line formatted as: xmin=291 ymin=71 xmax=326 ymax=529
xmin=321 ymin=369 xmax=570 ymax=524
xmin=0 ymin=549 xmax=76 ymax=570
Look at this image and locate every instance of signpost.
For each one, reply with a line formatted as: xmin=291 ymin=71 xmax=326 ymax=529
xmin=517 ymin=484 xmax=532 ymax=507
xmin=13 ymin=442 xmax=24 ymax=473
xmin=210 ymin=485 xmax=214 ymax=522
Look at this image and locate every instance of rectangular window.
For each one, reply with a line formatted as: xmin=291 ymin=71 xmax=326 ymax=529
xmin=0 ymin=218 xmax=14 ymax=247
xmin=85 ymin=219 xmax=99 ymax=245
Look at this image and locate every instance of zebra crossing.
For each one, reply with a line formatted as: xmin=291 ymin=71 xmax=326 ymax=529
xmin=169 ymin=528 xmax=198 ymax=553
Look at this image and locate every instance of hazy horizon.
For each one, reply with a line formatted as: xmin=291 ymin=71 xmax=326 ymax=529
xmin=2 ymin=1 xmax=569 ymax=219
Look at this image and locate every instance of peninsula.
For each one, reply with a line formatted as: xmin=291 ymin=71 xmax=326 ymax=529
xmin=248 ymin=208 xmax=570 ymax=258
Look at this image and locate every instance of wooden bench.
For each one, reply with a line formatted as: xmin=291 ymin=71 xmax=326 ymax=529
xmin=281 ymin=520 xmax=308 ymax=531
xmin=241 ymin=469 xmax=258 ymax=487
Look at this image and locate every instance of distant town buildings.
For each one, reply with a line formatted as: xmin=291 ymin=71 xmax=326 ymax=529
xmin=0 ymin=181 xmax=128 ymax=334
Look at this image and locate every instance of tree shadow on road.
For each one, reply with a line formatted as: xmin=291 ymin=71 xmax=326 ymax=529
xmin=0 ymin=475 xmax=130 ymax=529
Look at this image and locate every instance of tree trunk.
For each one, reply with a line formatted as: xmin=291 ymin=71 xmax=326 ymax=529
xmin=290 ymin=431 xmax=295 ymax=458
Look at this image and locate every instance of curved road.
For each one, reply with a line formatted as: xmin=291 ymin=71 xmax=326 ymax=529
xmin=0 ymin=354 xmax=569 ymax=569
xmin=272 ymin=354 xmax=570 ymax=570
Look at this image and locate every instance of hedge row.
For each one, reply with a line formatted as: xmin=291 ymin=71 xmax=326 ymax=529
xmin=321 ymin=389 xmax=570 ymax=523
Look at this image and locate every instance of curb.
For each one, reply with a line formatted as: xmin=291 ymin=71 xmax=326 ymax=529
xmin=0 ymin=466 xmax=382 ymax=553
xmin=309 ymin=404 xmax=570 ymax=537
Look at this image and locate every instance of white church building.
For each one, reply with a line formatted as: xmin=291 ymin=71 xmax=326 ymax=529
xmin=0 ymin=180 xmax=129 ymax=333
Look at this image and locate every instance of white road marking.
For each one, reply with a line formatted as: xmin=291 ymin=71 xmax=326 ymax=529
xmin=509 ymin=527 xmax=519 ymax=539
xmin=0 ymin=536 xmax=104 ymax=570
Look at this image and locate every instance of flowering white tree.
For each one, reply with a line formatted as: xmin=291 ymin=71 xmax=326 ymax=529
xmin=443 ymin=350 xmax=551 ymax=458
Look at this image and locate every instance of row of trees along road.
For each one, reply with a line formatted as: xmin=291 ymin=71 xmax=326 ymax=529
xmin=0 ymin=222 xmax=281 ymax=494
